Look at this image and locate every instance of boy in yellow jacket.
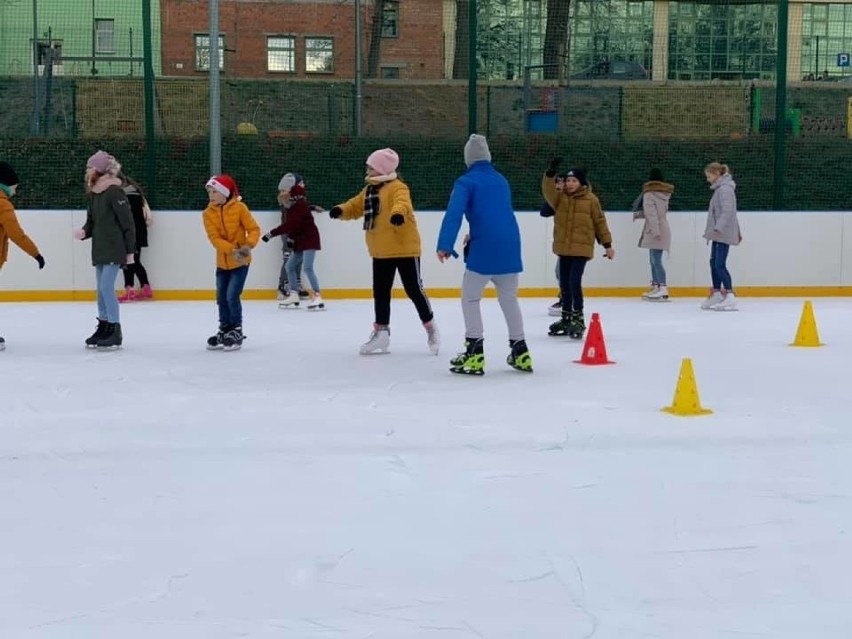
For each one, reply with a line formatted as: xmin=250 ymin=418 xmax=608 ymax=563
xmin=329 ymin=148 xmax=438 ymax=355
xmin=0 ymin=161 xmax=45 ymax=351
xmin=202 ymin=174 xmax=260 ymax=351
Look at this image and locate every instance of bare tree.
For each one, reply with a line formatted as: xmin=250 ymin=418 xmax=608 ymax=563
xmin=543 ymin=0 xmax=571 ymax=79
xmin=366 ymin=0 xmax=387 ymax=78
xmin=452 ymin=0 xmax=470 ymax=79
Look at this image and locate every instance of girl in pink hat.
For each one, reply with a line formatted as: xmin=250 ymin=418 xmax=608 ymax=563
xmin=329 ymin=148 xmax=438 ymax=355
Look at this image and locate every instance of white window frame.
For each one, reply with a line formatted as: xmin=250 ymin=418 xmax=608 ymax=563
xmin=195 ymin=34 xmax=224 ymax=72
xmin=95 ymin=19 xmax=116 ymax=54
xmin=267 ymin=35 xmax=296 ymax=73
xmin=305 ymin=37 xmax=334 ymax=74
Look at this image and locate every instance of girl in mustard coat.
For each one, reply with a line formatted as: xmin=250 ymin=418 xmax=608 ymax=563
xmin=329 ymin=148 xmax=438 ymax=355
xmin=203 ymin=174 xmax=260 ymax=351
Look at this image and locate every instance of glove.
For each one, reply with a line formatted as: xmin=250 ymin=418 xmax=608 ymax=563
xmin=261 ymin=232 xmax=272 ymax=243
xmin=546 ymin=156 xmax=562 ymax=177
xmin=35 ymin=254 xmax=45 ymax=269
xmin=73 ymin=228 xmax=86 ymax=240
xmin=126 ymin=253 xmax=135 ymax=265
xmin=390 ymin=213 xmax=405 ymax=226
xmin=237 ymin=245 xmax=252 ymax=258
xmin=329 ymin=206 xmax=343 ymax=219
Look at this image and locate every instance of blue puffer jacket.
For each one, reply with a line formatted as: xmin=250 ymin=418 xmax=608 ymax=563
xmin=436 ymin=161 xmax=523 ymax=275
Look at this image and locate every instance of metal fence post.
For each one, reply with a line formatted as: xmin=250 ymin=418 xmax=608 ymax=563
xmin=773 ymin=0 xmax=789 ymax=210
xmin=209 ymin=0 xmax=222 ymax=175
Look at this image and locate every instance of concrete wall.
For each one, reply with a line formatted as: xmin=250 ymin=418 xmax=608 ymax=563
xmin=2 ymin=209 xmax=852 ymax=300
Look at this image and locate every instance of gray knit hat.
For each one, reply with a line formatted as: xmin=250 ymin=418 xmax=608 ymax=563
xmin=463 ymin=134 xmax=492 ymax=167
xmin=278 ymin=173 xmax=298 ymax=191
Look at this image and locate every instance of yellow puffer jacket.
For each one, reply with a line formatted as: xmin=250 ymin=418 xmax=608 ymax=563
xmin=335 ymin=179 xmax=422 ymax=258
xmin=0 ymin=190 xmax=40 ymax=269
xmin=542 ymin=173 xmax=612 ymax=259
xmin=202 ymin=198 xmax=261 ymax=270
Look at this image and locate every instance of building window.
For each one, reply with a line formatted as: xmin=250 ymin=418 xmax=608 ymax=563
xmin=95 ymin=19 xmax=115 ymax=54
xmin=382 ymin=1 xmax=400 ymax=38
xmin=195 ymin=34 xmax=224 ymax=71
xmin=305 ymin=37 xmax=334 ymax=73
xmin=381 ymin=66 xmax=400 ymax=79
xmin=267 ymin=36 xmax=295 ymax=72
xmin=668 ymin=2 xmax=777 ymax=81
xmin=567 ymin=0 xmax=654 ymax=77
xmin=802 ymin=3 xmax=852 ymax=80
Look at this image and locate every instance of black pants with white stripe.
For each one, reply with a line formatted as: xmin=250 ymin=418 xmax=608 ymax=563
xmin=372 ymin=257 xmax=434 ymax=326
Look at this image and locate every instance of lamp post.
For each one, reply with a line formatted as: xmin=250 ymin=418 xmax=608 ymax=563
xmin=209 ymin=0 xmax=221 ymax=175
xmin=31 ymin=0 xmax=39 ymax=134
xmin=354 ymin=0 xmax=362 ymax=136
xmin=773 ymin=0 xmax=789 ymax=210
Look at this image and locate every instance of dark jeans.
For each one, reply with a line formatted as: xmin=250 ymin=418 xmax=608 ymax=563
xmin=710 ymin=241 xmax=733 ymax=292
xmin=123 ymin=249 xmax=150 ymax=287
xmin=558 ymin=255 xmax=589 ymax=314
xmin=372 ymin=257 xmax=433 ymax=326
xmin=216 ymin=265 xmax=249 ymax=328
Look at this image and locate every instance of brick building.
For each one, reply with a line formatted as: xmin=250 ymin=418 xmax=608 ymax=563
xmin=160 ymin=0 xmax=448 ymax=80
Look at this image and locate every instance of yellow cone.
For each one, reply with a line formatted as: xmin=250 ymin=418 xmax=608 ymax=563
xmin=662 ymin=358 xmax=713 ymax=417
xmin=790 ymin=300 xmax=823 ymax=347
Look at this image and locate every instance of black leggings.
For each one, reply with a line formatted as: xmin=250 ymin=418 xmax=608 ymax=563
xmin=372 ymin=257 xmax=433 ymax=326
xmin=123 ymin=249 xmax=150 ymax=288
xmin=558 ymin=255 xmax=589 ymax=314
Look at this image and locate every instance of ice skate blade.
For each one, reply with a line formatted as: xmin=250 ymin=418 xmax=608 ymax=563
xmin=450 ymin=367 xmax=485 ymax=376
xmin=206 ymin=344 xmax=224 ymax=351
xmin=360 ymin=349 xmax=390 ymax=355
xmin=96 ymin=345 xmax=122 ymax=351
xmin=307 ymin=305 xmax=326 ymax=312
xmin=278 ymin=303 xmax=300 ymax=310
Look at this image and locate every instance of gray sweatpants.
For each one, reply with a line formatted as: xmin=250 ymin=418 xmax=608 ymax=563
xmin=461 ymin=270 xmax=525 ymax=341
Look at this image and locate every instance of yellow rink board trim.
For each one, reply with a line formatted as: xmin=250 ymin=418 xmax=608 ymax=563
xmin=3 ymin=286 xmax=852 ymax=302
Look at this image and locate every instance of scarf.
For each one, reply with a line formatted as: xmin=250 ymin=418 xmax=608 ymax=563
xmin=0 ymin=184 xmax=12 ymax=197
xmin=362 ymin=173 xmax=396 ymax=230
xmin=363 ymin=183 xmax=382 ymax=230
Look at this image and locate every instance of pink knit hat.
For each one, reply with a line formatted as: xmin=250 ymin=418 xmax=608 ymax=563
xmin=87 ymin=150 xmax=121 ymax=176
xmin=366 ymin=148 xmax=399 ymax=176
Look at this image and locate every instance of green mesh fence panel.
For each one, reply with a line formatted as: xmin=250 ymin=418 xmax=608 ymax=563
xmin=0 ymin=0 xmax=849 ymax=211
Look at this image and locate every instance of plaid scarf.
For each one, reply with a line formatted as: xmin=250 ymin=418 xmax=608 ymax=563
xmin=363 ymin=184 xmax=382 ymax=230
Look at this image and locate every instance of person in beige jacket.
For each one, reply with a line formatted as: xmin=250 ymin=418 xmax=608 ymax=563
xmin=635 ymin=168 xmax=675 ymax=301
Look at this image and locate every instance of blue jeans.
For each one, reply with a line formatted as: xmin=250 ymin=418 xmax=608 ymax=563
xmin=288 ymin=249 xmax=320 ymax=293
xmin=710 ymin=241 xmax=733 ymax=292
xmin=649 ymin=249 xmax=666 ymax=285
xmin=278 ymin=242 xmax=303 ymax=293
xmin=216 ymin=265 xmax=249 ymax=328
xmin=95 ymin=264 xmax=122 ymax=323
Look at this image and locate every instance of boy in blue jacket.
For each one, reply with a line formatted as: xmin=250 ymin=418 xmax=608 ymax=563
xmin=436 ymin=134 xmax=532 ymax=375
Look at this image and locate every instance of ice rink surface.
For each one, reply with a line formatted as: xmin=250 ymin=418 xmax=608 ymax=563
xmin=1 ymin=296 xmax=850 ymax=638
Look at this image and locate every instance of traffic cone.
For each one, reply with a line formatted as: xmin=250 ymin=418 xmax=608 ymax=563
xmin=662 ymin=358 xmax=713 ymax=417
xmin=573 ymin=312 xmax=615 ymax=365
xmin=790 ymin=300 xmax=823 ymax=347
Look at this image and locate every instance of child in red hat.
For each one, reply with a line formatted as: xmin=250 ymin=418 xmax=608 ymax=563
xmin=202 ymin=174 xmax=260 ymax=351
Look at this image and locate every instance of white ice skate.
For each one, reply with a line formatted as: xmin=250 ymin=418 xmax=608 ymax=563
xmin=548 ymin=300 xmax=562 ymax=316
xmin=278 ymin=291 xmax=300 ymax=309
xmin=641 ymin=284 xmax=658 ymax=300
xmin=700 ymin=291 xmax=723 ymax=310
xmin=360 ymin=326 xmax=390 ymax=355
xmin=424 ymin=321 xmax=440 ymax=355
xmin=713 ymin=293 xmax=738 ymax=311
xmin=646 ymin=285 xmax=670 ymax=302
xmin=307 ymin=294 xmax=325 ymax=311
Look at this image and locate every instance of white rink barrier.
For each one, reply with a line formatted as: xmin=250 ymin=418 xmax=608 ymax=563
xmin=2 ymin=209 xmax=852 ymax=299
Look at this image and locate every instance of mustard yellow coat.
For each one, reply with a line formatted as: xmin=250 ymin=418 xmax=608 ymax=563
xmin=335 ymin=179 xmax=422 ymax=258
xmin=203 ymin=198 xmax=261 ymax=270
xmin=542 ymin=173 xmax=612 ymax=259
xmin=0 ymin=190 xmax=40 ymax=269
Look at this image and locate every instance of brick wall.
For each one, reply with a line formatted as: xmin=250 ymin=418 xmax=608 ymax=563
xmin=161 ymin=0 xmax=445 ymax=80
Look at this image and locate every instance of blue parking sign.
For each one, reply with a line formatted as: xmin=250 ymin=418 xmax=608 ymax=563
xmin=838 ymin=53 xmax=851 ymax=67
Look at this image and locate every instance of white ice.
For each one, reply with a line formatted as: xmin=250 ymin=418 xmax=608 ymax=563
xmin=1 ymin=297 xmax=850 ymax=639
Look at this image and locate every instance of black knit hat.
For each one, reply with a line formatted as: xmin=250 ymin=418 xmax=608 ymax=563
xmin=648 ymin=168 xmax=665 ymax=182
xmin=564 ymin=167 xmax=587 ymax=186
xmin=0 ymin=161 xmax=19 ymax=187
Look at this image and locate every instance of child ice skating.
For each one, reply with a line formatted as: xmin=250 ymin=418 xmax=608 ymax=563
xmin=0 ymin=161 xmax=45 ymax=351
xmin=74 ymin=151 xmax=136 ymax=350
xmin=540 ymin=159 xmax=614 ymax=339
xmin=261 ymin=172 xmax=324 ymax=311
xmin=437 ymin=134 xmax=531 ymax=375
xmin=635 ymin=168 xmax=674 ymax=301
xmin=117 ymin=173 xmax=154 ymax=302
xmin=202 ymin=174 xmax=260 ymax=351
xmin=540 ymin=165 xmax=566 ymax=316
xmin=701 ymin=162 xmax=741 ymax=311
xmin=329 ymin=147 xmax=438 ymax=355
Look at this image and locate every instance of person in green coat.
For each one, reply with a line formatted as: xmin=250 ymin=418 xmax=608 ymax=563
xmin=74 ymin=150 xmax=136 ymax=350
